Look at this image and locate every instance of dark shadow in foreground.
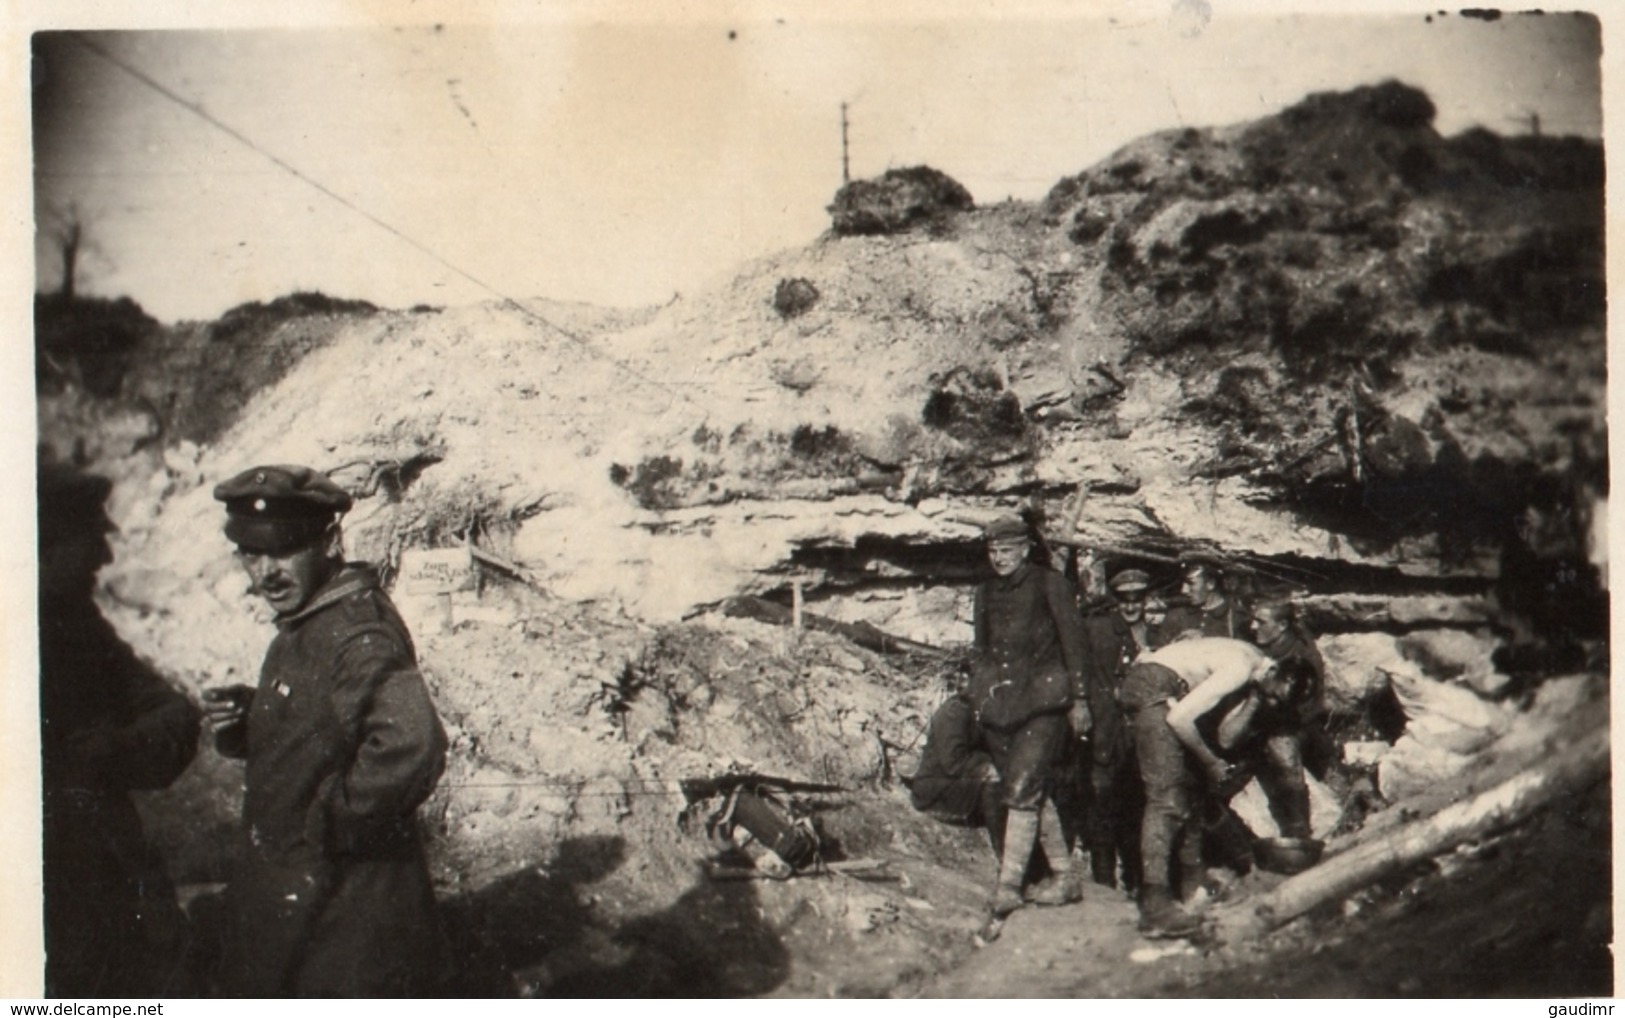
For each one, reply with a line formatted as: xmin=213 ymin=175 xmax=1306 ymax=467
xmin=1183 ymin=780 xmax=1612 ymax=998
xmin=437 ymin=834 xmax=790 ymax=997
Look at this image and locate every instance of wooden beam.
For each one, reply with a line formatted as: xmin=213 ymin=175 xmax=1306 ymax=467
xmin=1211 ymin=720 xmax=1608 ymax=941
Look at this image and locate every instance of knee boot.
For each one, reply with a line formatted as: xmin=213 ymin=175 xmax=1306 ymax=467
xmin=1273 ymin=784 xmax=1312 ymax=840
xmin=990 ymin=808 xmax=1038 ymax=918
xmin=1176 ymin=829 xmax=1212 ymax=904
xmin=1087 ymin=797 xmax=1119 ymax=888
xmin=1119 ymin=832 xmax=1144 ymax=895
xmin=1090 ymin=846 xmax=1118 ymax=889
xmin=979 ymin=780 xmax=1007 ymax=857
xmin=1137 ymin=884 xmax=1202 ymax=939
xmin=1178 ymin=857 xmax=1214 ymax=904
xmin=1030 ymin=800 xmax=1082 ymax=906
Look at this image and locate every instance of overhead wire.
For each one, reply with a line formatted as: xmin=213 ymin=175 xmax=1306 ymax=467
xmin=68 ymin=34 xmax=700 ymax=412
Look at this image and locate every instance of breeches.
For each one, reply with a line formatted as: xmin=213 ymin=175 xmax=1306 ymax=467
xmin=1088 ymin=749 xmax=1141 ymax=849
xmin=1128 ymin=702 xmax=1199 ymax=888
xmin=982 ymin=711 xmax=1068 ymax=812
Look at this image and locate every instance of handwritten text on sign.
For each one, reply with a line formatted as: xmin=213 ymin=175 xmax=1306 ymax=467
xmin=399 ymin=548 xmax=475 ymax=595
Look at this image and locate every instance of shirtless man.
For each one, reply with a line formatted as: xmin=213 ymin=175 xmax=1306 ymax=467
xmin=1118 ymin=637 xmax=1302 ymax=937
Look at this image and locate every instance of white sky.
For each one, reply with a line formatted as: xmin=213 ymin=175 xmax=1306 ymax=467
xmin=25 ymin=3 xmax=1605 ymax=323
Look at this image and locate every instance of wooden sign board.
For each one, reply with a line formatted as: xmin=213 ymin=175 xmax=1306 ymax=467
xmin=398 ymin=547 xmax=475 ymax=595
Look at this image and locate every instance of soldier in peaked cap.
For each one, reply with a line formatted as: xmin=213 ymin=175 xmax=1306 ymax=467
xmin=203 ymin=465 xmax=448 ymax=997
xmin=1077 ymin=567 xmax=1156 ymax=893
xmin=965 ymin=513 xmax=1089 ymax=933
xmin=1160 ymin=554 xmax=1247 ymax=643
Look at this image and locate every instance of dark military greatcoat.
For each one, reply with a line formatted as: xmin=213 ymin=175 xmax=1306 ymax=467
xmin=217 ymin=564 xmax=447 ymax=997
xmin=969 ymin=563 xmax=1086 ymax=730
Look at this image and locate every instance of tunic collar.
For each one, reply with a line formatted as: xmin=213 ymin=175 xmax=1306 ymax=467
xmin=275 ymin=563 xmax=380 ymax=629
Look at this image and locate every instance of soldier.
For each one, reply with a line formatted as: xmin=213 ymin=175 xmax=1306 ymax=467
xmin=39 ymin=463 xmax=200 ymax=996
xmin=1120 ymin=637 xmax=1297 ymax=938
xmin=203 ymin=465 xmax=448 ymax=996
xmin=909 ymin=688 xmax=1004 ymax=851
xmin=1079 ymin=568 xmax=1154 ymax=891
xmin=965 ymin=514 xmax=1090 ymax=930
xmin=1248 ymin=599 xmax=1334 ymax=779
xmin=1159 ymin=557 xmax=1246 ymax=642
xmin=1237 ymin=599 xmax=1331 ymax=836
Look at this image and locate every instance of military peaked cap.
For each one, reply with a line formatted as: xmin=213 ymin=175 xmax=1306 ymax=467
xmin=1180 ymin=550 xmax=1226 ymax=573
xmin=1109 ymin=568 xmax=1151 ymax=592
xmin=214 ymin=464 xmax=352 ymax=553
xmin=982 ymin=513 xmax=1028 ymax=542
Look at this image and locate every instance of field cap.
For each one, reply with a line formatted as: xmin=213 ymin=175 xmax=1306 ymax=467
xmin=214 ymin=464 xmax=351 ymax=553
xmin=982 ymin=513 xmax=1028 ymax=543
xmin=1109 ymin=568 xmax=1151 ymax=593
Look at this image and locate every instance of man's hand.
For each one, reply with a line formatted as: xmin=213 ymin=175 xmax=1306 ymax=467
xmin=1068 ymin=699 xmax=1092 ymax=739
xmin=1205 ymin=758 xmax=1237 ymax=787
xmin=202 ymin=684 xmax=255 ymax=733
xmin=1208 ymin=760 xmax=1252 ymax=800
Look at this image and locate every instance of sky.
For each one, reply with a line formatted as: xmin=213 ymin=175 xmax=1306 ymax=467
xmin=24 ymin=2 xmax=1607 ymax=324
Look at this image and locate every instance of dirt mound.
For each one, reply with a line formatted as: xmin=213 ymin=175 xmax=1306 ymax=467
xmin=828 ymin=165 xmax=975 ymax=237
xmin=35 ymin=292 xmax=160 ymax=399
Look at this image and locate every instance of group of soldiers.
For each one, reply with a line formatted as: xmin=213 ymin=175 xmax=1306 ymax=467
xmin=40 ymin=461 xmax=447 ymax=997
xmin=910 ymin=513 xmax=1328 ymax=940
xmin=40 ymin=456 xmax=1326 ymax=996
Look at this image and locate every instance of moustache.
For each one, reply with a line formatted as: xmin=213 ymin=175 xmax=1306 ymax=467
xmin=255 ymin=575 xmax=294 ymax=596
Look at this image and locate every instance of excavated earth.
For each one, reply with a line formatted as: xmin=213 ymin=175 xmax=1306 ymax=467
xmin=35 ymin=82 xmax=1609 ymax=996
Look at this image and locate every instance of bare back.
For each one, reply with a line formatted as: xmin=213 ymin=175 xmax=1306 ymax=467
xmin=1136 ymin=636 xmax=1266 ymax=691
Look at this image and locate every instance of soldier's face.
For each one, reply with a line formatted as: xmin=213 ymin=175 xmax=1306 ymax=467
xmin=1257 ymin=664 xmax=1294 ymax=707
xmin=1184 ymin=569 xmax=1212 ymax=601
xmin=987 ymin=539 xmax=1028 ymax=577
xmin=1251 ymin=613 xmax=1286 ymax=644
xmin=1116 ymin=590 xmax=1146 ymax=623
xmin=236 ymin=536 xmax=338 ymax=615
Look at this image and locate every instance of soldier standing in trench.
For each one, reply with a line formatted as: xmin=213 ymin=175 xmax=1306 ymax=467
xmin=201 ymin=465 xmax=448 ymax=996
xmin=1078 ymin=568 xmax=1156 ymax=892
xmin=1248 ymin=598 xmax=1336 ymax=783
xmin=966 ymin=514 xmax=1090 ymax=932
xmin=1159 ymin=557 xmax=1247 ymax=643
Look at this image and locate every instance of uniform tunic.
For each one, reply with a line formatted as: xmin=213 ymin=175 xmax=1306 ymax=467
xmin=910 ymin=695 xmax=998 ymax=826
xmin=217 ymin=564 xmax=447 ymax=997
xmin=969 ymin=564 xmax=1086 ymax=810
xmin=1159 ymin=596 xmax=1246 ymax=643
xmin=1081 ymin=610 xmax=1144 ymax=768
xmin=1079 ymin=608 xmax=1149 ymax=883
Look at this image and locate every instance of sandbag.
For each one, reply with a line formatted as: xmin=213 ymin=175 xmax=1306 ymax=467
xmin=1384 ymin=663 xmax=1509 ymax=755
xmin=1376 ymin=733 xmax=1473 ymax=801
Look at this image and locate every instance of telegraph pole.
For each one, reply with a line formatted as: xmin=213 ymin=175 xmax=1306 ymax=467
xmin=840 ymin=102 xmax=851 ymax=184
